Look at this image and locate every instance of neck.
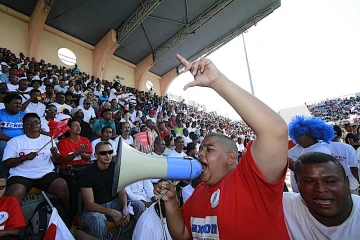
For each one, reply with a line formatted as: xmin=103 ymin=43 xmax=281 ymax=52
xmin=122 ymin=134 xmax=129 ymax=139
xmin=5 ymin=109 xmax=18 ymax=115
xmin=96 ymin=161 xmax=109 ymax=170
xmin=176 ymin=148 xmax=182 ymax=153
xmin=74 ymin=117 xmax=82 ymax=122
xmin=70 ymin=134 xmax=80 ymax=140
xmin=310 ymin=197 xmax=353 ymax=227
xmin=26 ymin=131 xmax=40 ymax=139
xmin=45 ymin=115 xmax=54 ymax=121
xmin=154 ymin=150 xmax=162 ymax=155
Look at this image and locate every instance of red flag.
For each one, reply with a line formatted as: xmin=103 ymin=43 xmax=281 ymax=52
xmin=43 ymin=208 xmax=74 ymax=240
xmin=134 ymin=131 xmax=150 ymax=146
xmin=48 ymin=119 xmax=70 ymax=138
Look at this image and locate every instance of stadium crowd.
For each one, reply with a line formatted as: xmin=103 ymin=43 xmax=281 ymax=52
xmin=306 ymin=96 xmax=360 ymax=123
xmin=0 ymin=47 xmax=254 ymax=239
xmin=0 ymin=47 xmax=360 ymax=240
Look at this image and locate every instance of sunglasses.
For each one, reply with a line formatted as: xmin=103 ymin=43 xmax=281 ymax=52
xmin=97 ymin=150 xmax=114 ymax=156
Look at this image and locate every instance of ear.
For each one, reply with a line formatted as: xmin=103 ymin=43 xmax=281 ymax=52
xmin=345 ymin=176 xmax=350 ymax=188
xmin=227 ymin=151 xmax=237 ymax=165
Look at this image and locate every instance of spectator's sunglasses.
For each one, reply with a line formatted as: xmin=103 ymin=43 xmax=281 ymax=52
xmin=97 ymin=150 xmax=114 ymax=156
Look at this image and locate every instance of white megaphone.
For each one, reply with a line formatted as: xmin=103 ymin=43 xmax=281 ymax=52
xmin=112 ymin=137 xmax=202 ymax=196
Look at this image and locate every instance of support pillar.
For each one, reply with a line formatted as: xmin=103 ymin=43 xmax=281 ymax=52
xmin=28 ymin=0 xmax=52 ymax=59
xmin=93 ymin=29 xmax=119 ymax=79
xmin=160 ymin=68 xmax=177 ymax=96
xmin=134 ymin=54 xmax=153 ymax=90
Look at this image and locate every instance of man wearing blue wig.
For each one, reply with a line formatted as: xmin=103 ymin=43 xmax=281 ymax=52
xmin=288 ymin=116 xmax=334 ymax=192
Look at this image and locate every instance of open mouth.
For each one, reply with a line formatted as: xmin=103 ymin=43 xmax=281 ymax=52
xmin=200 ymin=162 xmax=208 ymax=172
xmin=314 ymin=199 xmax=334 ymax=206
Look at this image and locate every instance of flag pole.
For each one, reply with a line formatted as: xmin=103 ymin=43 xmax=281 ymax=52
xmin=41 ymin=191 xmax=54 ymax=209
xmin=242 ymin=33 xmax=255 ymax=95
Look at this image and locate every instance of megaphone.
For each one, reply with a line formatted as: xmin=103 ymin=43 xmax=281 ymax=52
xmin=112 ymin=137 xmax=202 ymax=196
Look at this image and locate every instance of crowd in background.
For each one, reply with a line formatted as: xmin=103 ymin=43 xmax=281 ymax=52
xmin=306 ymin=96 xmax=360 ymax=123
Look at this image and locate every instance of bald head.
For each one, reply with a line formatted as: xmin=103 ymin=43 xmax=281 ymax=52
xmin=204 ymin=133 xmax=237 ymax=154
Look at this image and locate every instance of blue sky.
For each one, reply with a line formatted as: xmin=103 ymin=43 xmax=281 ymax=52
xmin=168 ymin=0 xmax=360 ymax=120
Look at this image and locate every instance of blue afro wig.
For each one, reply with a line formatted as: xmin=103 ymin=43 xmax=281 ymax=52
xmin=288 ymin=115 xmax=334 ymax=144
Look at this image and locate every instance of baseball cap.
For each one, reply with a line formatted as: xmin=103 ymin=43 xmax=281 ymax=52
xmin=71 ymin=108 xmax=81 ymax=117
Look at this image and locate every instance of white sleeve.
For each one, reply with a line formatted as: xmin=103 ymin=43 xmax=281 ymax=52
xmin=125 ymin=185 xmax=145 ymax=201
xmin=2 ymin=138 xmax=18 ymax=161
xmin=90 ymin=141 xmax=96 ymax=161
xmin=91 ymin=108 xmax=96 ymax=118
xmin=347 ymin=147 xmax=358 ymax=167
xmin=143 ymin=180 xmax=154 ymax=199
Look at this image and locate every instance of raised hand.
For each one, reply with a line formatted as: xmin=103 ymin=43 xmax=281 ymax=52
xmin=176 ymin=54 xmax=224 ymax=91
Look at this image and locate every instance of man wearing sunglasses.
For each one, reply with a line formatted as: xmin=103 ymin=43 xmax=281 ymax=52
xmin=0 ymin=171 xmax=26 ymax=237
xmin=79 ymin=142 xmax=144 ymax=239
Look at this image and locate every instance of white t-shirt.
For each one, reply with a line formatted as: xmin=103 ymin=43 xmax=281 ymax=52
xmin=288 ymin=143 xmax=331 ymax=192
xmin=182 ymin=184 xmax=195 ymax=204
xmin=52 ymin=102 xmax=72 ymax=118
xmin=125 ymin=180 xmax=154 ymax=202
xmin=91 ymin=138 xmax=117 ymax=161
xmin=2 ymin=134 xmax=55 ymax=179
xmin=109 ymin=88 xmax=118 ymax=101
xmin=122 ymin=135 xmax=134 ymax=146
xmin=7 ymin=83 xmax=18 ymax=91
xmin=182 ymin=135 xmax=191 ymax=147
xmin=25 ymin=102 xmax=46 ymax=117
xmin=132 ymin=203 xmax=172 ymax=240
xmin=283 ymin=192 xmax=360 ymax=240
xmin=324 ymin=141 xmax=359 ymax=190
xmin=167 ymin=150 xmax=187 ymax=158
xmin=78 ymin=106 xmax=96 ymax=123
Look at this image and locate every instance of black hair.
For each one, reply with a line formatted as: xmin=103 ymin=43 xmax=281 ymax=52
xmin=23 ymin=113 xmax=40 ymax=125
xmin=164 ymin=135 xmax=173 ymax=147
xmin=186 ymin=142 xmax=196 ymax=154
xmin=3 ymin=93 xmax=21 ymax=104
xmin=30 ymin=89 xmax=41 ymax=95
xmin=101 ymin=126 xmax=113 ymax=133
xmin=294 ymin=152 xmax=346 ymax=179
xmin=101 ymin=108 xmax=112 ymax=117
xmin=333 ymin=125 xmax=342 ymax=138
xmin=56 ymin=92 xmax=65 ymax=97
xmin=67 ymin=119 xmax=79 ymax=128
xmin=175 ymin=136 xmax=183 ymax=143
xmin=95 ymin=141 xmax=112 ymax=153
xmin=0 ymin=171 xmax=6 ymax=180
xmin=154 ymin=136 xmax=163 ymax=145
xmin=64 ymin=91 xmax=73 ymax=96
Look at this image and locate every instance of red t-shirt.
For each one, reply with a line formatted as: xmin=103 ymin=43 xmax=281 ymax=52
xmin=181 ymin=142 xmax=289 ymax=239
xmin=58 ymin=137 xmax=92 ymax=169
xmin=0 ymin=196 xmax=26 ymax=231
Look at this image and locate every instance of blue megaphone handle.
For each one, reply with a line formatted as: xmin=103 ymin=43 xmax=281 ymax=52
xmin=165 ymin=157 xmax=202 ymax=180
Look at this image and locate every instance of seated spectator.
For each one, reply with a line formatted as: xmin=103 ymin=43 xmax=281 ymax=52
xmin=0 ymin=62 xmax=9 ymax=83
xmin=71 ymin=108 xmax=92 ymax=141
xmin=80 ymin=142 xmax=143 ymax=240
xmin=283 ymin=152 xmax=360 ymax=239
xmin=79 ymin=98 xmax=96 ymax=124
xmin=40 ymin=104 xmax=58 ymax=136
xmin=92 ymin=109 xmax=116 ymax=138
xmin=120 ymin=122 xmax=136 ymax=149
xmin=41 ymin=84 xmax=56 ymax=105
xmin=174 ymin=120 xmax=183 ymax=137
xmin=91 ymin=126 xmax=117 ymax=161
xmin=64 ymin=91 xmax=76 ymax=108
xmin=58 ymin=119 xmax=92 ymax=222
xmin=132 ymin=200 xmax=172 ymax=240
xmin=158 ymin=122 xmax=170 ymax=140
xmin=163 ymin=135 xmax=174 ymax=156
xmin=15 ymin=79 xmax=30 ymax=103
xmin=167 ymin=137 xmax=187 ymax=157
xmin=182 ymin=177 xmax=202 ymax=204
xmin=182 ymin=128 xmax=191 ymax=147
xmin=22 ymin=89 xmax=46 ymax=117
xmin=3 ymin=113 xmax=69 ymax=209
xmin=146 ymin=110 xmax=157 ymax=124
xmin=0 ymin=94 xmax=26 ymax=175
xmin=52 ymin=92 xmax=72 ymax=119
xmin=186 ymin=142 xmax=197 ymax=158
xmin=125 ymin=179 xmax=156 ymax=208
xmin=146 ymin=119 xmax=158 ymax=151
xmin=96 ymin=101 xmax=114 ymax=119
xmin=54 ymin=79 xmax=68 ymax=93
xmin=6 ymin=75 xmax=18 ymax=91
xmin=0 ymin=171 xmax=26 ymax=237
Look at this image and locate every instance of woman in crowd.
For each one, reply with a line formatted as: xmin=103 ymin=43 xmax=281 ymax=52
xmin=58 ymin=119 xmax=92 ymax=223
